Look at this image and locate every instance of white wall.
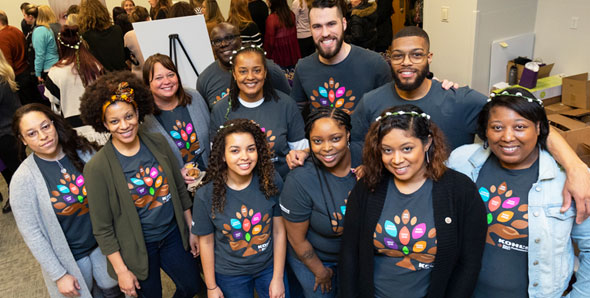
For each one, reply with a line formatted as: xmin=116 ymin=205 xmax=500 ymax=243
xmin=423 ymin=0 xmax=478 ymax=86
xmin=470 ymin=0 xmax=537 ymax=93
xmin=534 ymin=0 xmax=590 ymax=76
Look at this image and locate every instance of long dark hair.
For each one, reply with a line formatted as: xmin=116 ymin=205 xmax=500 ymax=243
xmin=12 ymin=104 xmax=100 ymax=172
xmin=228 ymin=45 xmax=277 ymax=113
xmin=269 ymin=0 xmax=295 ymax=27
xmin=305 ymin=107 xmax=351 ymax=234
xmin=55 ymin=26 xmax=105 ymax=87
xmin=477 ymin=87 xmax=549 ymax=150
xmin=362 ymin=104 xmax=448 ymax=190
xmin=203 ymin=118 xmax=278 ymax=216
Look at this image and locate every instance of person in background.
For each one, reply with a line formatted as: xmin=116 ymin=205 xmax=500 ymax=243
xmin=44 ymin=26 xmax=108 ymax=145
xmin=193 ymin=118 xmax=286 ymax=298
xmin=339 ymin=104 xmax=487 ymax=298
xmin=280 ymin=107 xmax=361 ymax=297
xmin=0 ymin=50 xmax=22 ymax=213
xmin=374 ymin=0 xmax=392 ymax=53
xmin=448 ymin=88 xmax=590 ymax=298
xmin=141 ymin=54 xmax=210 ymax=181
xmin=198 ymin=22 xmax=290 ymax=109
xmin=227 ymin=0 xmax=263 ymax=47
xmin=10 ymin=104 xmax=122 ymax=297
xmin=149 ymin=0 xmax=172 ymax=20
xmin=114 ymin=12 xmax=133 ymax=36
xmin=168 ymin=1 xmax=197 ymax=18
xmin=20 ymin=2 xmax=33 ymax=37
xmin=65 ymin=5 xmax=80 ymax=26
xmin=290 ymin=0 xmax=314 ymax=58
xmin=190 ymin=0 xmax=205 ymax=14
xmin=78 ymin=0 xmax=127 ymax=71
xmin=80 ymin=71 xmax=202 ymax=298
xmin=125 ymin=6 xmax=149 ymax=79
xmin=248 ymin=0 xmax=269 ymax=43
xmin=32 ymin=5 xmax=59 ymax=84
xmin=122 ymin=0 xmax=136 ymax=15
xmin=265 ymin=0 xmax=301 ymax=69
xmin=344 ymin=0 xmax=377 ymax=50
xmin=203 ymin=0 xmax=225 ymax=33
xmin=23 ymin=4 xmax=38 ymax=69
xmin=112 ymin=6 xmax=127 ymax=22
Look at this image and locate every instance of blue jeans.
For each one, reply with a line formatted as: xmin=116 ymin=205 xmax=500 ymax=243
xmin=287 ymin=253 xmax=338 ymax=298
xmin=76 ymin=246 xmax=118 ymax=292
xmin=216 ymin=265 xmax=289 ymax=298
xmin=137 ymin=226 xmax=202 ymax=298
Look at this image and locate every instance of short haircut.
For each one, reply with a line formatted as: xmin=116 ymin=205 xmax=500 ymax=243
xmin=24 ymin=4 xmax=38 ymax=18
xmin=129 ymin=6 xmax=149 ymax=22
xmin=20 ymin=2 xmax=30 ymax=11
xmin=0 ymin=11 xmax=8 ymax=25
xmin=310 ymin=0 xmax=347 ymax=17
xmin=477 ymin=87 xmax=549 ymax=150
xmin=393 ymin=26 xmax=430 ymax=50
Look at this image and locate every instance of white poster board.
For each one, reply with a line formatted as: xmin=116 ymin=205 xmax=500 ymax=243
xmin=133 ymin=15 xmax=215 ymax=88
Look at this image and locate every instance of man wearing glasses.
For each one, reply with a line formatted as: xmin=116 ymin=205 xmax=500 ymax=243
xmin=351 ymin=26 xmax=487 ymax=150
xmin=196 ymin=22 xmax=291 ymax=109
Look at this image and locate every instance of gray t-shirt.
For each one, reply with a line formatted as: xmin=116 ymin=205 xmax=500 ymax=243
xmin=155 ymin=105 xmax=205 ymax=170
xmin=34 ymin=154 xmax=97 ymax=260
xmin=209 ymin=91 xmax=306 ymax=178
xmin=373 ymin=179 xmax=436 ymax=298
xmin=290 ymin=45 xmax=391 ymax=114
xmin=196 ymin=59 xmax=291 ymax=108
xmin=192 ymin=172 xmax=283 ymax=275
xmin=279 ymin=145 xmax=361 ymax=262
xmin=351 ymin=81 xmax=487 ymax=150
xmin=472 ymin=155 xmax=538 ymax=298
xmin=114 ymin=141 xmax=176 ymax=243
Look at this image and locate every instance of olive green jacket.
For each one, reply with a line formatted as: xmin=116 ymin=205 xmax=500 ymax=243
xmin=84 ymin=131 xmax=192 ymax=280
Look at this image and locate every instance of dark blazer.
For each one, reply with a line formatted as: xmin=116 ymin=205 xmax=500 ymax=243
xmin=339 ymin=169 xmax=487 ymax=298
xmin=84 ymin=131 xmax=192 ymax=280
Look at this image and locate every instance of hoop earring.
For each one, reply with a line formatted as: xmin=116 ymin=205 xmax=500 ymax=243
xmin=347 ymin=140 xmax=350 ymax=148
xmin=483 ymin=140 xmax=489 ymax=149
xmin=425 ymin=151 xmax=430 ymax=164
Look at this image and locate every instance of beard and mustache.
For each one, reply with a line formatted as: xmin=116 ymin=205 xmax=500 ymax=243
xmin=393 ymin=63 xmax=430 ymax=91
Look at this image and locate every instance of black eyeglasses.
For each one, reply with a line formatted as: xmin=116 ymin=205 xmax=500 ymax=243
xmin=390 ymin=51 xmax=429 ymax=65
xmin=211 ymin=35 xmax=237 ymax=47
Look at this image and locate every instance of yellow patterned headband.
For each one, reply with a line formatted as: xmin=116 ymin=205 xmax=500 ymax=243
xmin=101 ymin=82 xmax=138 ymax=120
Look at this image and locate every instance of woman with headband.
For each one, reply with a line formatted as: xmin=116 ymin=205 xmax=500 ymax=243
xmin=448 ymin=87 xmax=590 ymax=298
xmin=209 ymin=45 xmax=306 ymax=179
xmin=79 ymin=71 xmax=201 ymax=298
xmin=339 ymin=104 xmax=487 ymax=298
xmin=280 ymin=107 xmax=361 ymax=297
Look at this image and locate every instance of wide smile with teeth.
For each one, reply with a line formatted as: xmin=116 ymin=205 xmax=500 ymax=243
xmin=501 ymin=146 xmax=518 ymax=153
xmin=322 ymin=154 xmax=336 ymax=162
xmin=238 ymin=162 xmax=251 ymax=170
xmin=399 ymin=70 xmax=415 ymax=78
xmin=321 ymin=38 xmax=335 ymax=46
xmin=245 ymin=82 xmax=258 ymax=88
xmin=120 ymin=130 xmax=134 ymax=138
xmin=393 ymin=166 xmax=409 ymax=174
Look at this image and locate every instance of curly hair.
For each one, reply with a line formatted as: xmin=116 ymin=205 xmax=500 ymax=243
xmin=203 ymin=118 xmax=278 ymax=217
xmin=78 ymin=0 xmax=112 ymax=32
xmin=229 ymin=45 xmax=277 ymax=113
xmin=143 ymin=53 xmax=192 ymax=114
xmin=79 ymin=71 xmax=154 ymax=133
xmin=12 ymin=104 xmax=100 ymax=173
xmin=362 ymin=104 xmax=448 ymax=190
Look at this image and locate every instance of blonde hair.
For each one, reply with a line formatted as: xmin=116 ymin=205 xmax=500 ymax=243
xmin=0 ymin=51 xmax=18 ymax=92
xmin=36 ymin=5 xmax=57 ymax=28
xmin=121 ymin=0 xmax=135 ymax=7
xmin=66 ymin=14 xmax=78 ymax=26
xmin=227 ymin=0 xmax=253 ymax=31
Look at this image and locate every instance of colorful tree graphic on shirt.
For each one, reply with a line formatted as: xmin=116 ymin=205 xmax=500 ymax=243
xmin=222 ymin=205 xmax=272 ymax=257
xmin=331 ymin=196 xmax=348 ymax=234
xmin=479 ymin=181 xmax=528 ymax=246
xmin=50 ymin=170 xmax=88 ymax=216
xmin=373 ymin=209 xmax=437 ymax=271
xmin=127 ymin=165 xmax=170 ymax=210
xmin=310 ymin=77 xmax=356 ymax=114
xmin=260 ymin=127 xmax=275 ymax=150
xmin=214 ymin=88 xmax=230 ymax=105
xmin=170 ymin=120 xmax=201 ymax=162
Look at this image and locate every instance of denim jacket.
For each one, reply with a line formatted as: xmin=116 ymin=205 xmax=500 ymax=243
xmin=448 ymin=144 xmax=590 ymax=298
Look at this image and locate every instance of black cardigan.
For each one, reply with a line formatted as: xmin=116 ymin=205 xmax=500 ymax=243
xmin=338 ymin=169 xmax=487 ymax=298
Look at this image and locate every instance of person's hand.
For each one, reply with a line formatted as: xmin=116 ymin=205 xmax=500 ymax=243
xmin=56 ymin=274 xmax=81 ymax=297
xmin=181 ymin=165 xmax=197 ymax=185
xmin=314 ymin=266 xmax=333 ymax=294
xmin=207 ymin=285 xmax=224 ymax=298
xmin=286 ymin=150 xmax=308 ymax=169
xmin=269 ymin=276 xmax=285 ymax=298
xmin=118 ymin=269 xmax=140 ymax=297
xmin=433 ymin=77 xmax=459 ymax=90
xmin=189 ymin=233 xmax=200 ymax=257
xmin=37 ymin=76 xmax=44 ymax=84
xmin=561 ymin=165 xmax=590 ymax=224
xmin=352 ymin=165 xmax=365 ymax=180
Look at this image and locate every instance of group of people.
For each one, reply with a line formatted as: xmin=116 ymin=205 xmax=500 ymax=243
xmin=1 ymin=0 xmax=590 ymax=298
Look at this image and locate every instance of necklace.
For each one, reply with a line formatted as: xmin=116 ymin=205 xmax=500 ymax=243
xmin=55 ymin=158 xmax=71 ymax=181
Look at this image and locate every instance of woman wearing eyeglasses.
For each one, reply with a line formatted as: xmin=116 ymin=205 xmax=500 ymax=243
xmin=9 ymin=104 xmax=121 ymax=298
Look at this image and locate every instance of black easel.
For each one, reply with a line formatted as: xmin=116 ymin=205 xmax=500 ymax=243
xmin=168 ymin=33 xmax=199 ymax=77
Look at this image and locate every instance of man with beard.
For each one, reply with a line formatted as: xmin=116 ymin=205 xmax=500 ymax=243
xmin=197 ymin=22 xmax=291 ymax=109
xmin=289 ymin=0 xmax=391 ymax=115
xmin=350 ymin=26 xmax=487 ymax=149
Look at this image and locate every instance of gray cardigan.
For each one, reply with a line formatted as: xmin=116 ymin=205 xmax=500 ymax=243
xmin=10 ymin=151 xmax=95 ymax=298
xmin=141 ymin=88 xmax=210 ymax=168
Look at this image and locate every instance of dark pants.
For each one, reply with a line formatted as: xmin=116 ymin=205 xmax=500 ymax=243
xmin=0 ymin=135 xmax=21 ymax=184
xmin=216 ymin=264 xmax=290 ymax=298
xmin=137 ymin=226 xmax=202 ymax=298
xmin=15 ymin=67 xmax=45 ymax=106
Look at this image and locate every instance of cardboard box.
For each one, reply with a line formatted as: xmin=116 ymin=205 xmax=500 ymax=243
xmin=548 ymin=108 xmax=590 ymax=156
xmin=562 ymin=73 xmax=590 ymax=109
xmin=516 ymin=75 xmax=562 ymax=104
xmin=506 ymin=60 xmax=554 ymax=83
xmin=545 ymin=103 xmax=573 ymax=115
